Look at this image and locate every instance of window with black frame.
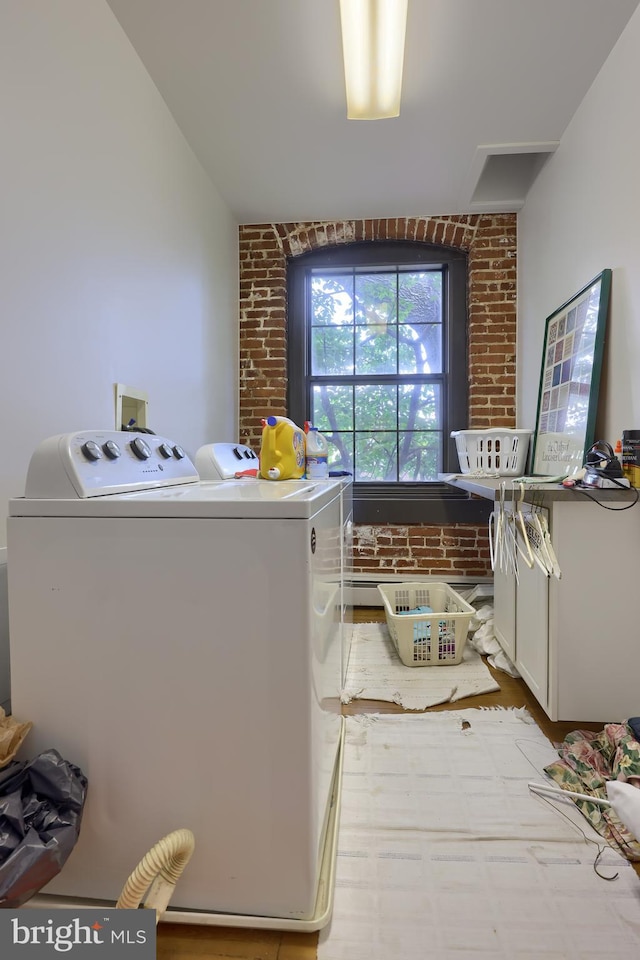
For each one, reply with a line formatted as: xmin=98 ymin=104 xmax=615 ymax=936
xmin=287 ymin=241 xmax=489 ymax=524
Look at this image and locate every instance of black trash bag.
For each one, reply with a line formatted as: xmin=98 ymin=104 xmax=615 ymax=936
xmin=0 ymin=748 xmax=88 ymax=908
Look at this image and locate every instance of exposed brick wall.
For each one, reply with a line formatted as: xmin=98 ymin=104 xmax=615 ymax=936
xmin=353 ymin=524 xmax=492 ymax=579
xmin=238 ymin=215 xmax=517 ymax=580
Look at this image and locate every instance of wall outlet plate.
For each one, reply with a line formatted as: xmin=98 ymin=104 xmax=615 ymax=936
xmin=114 ymin=383 xmax=148 ymax=430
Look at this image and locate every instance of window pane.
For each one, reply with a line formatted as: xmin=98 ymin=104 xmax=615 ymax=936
xmin=398 ymin=384 xmax=441 ymax=430
xmin=399 ymin=271 xmax=442 ymax=324
xmin=311 ymin=275 xmax=353 ymax=326
xmin=353 ymin=272 xmax=398 ymax=374
xmin=327 ymin=432 xmax=353 ymax=473
xmin=355 ymin=326 xmax=397 ymax=374
xmin=312 ymin=384 xmax=353 ymax=431
xmin=311 ymin=327 xmax=354 ymax=375
xmin=355 ymin=432 xmax=398 ymax=481
xmin=355 ymin=384 xmax=396 ymax=430
xmin=398 ymin=271 xmax=443 ymax=373
xmin=398 ymin=431 xmax=442 ymax=481
xmin=354 ymin=273 xmax=397 ymax=325
xmin=398 ymin=323 xmax=442 ymax=373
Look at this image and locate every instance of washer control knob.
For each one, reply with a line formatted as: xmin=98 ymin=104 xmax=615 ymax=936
xmin=158 ymin=442 xmax=173 ymax=459
xmin=130 ymin=437 xmax=152 ymax=460
xmin=81 ymin=440 xmax=102 ymax=461
xmin=102 ymin=440 xmax=121 ymax=460
xmin=172 ymin=445 xmax=186 ymax=460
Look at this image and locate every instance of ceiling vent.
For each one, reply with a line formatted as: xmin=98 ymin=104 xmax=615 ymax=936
xmin=461 ymin=142 xmax=559 ymax=212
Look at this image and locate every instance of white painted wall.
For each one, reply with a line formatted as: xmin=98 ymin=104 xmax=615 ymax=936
xmin=0 ymin=0 xmax=238 ymax=550
xmin=518 ymin=5 xmax=640 ymax=447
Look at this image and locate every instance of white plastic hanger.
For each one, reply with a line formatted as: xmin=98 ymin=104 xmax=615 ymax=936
xmin=538 ymin=511 xmax=561 ymax=579
xmin=488 ymin=508 xmax=498 ymax=570
xmin=520 ymin=504 xmax=561 ymax=580
xmin=496 ymin=481 xmax=520 ymax=579
xmin=526 ymin=511 xmax=552 ymax=578
xmin=512 ymin=482 xmax=535 ymax=570
xmin=493 ymin=483 xmax=518 ymax=580
xmin=528 ymin=781 xmax=611 ymax=807
xmin=488 ymin=482 xmax=505 ymax=572
xmin=529 ymin=779 xmax=640 ymax=846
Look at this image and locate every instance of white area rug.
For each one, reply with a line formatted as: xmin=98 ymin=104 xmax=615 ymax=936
xmin=320 ymin=709 xmax=640 ymax=960
xmin=341 ymin=621 xmax=500 ymax=709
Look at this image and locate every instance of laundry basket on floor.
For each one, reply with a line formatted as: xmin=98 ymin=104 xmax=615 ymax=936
xmin=377 ymin=582 xmax=475 ymax=667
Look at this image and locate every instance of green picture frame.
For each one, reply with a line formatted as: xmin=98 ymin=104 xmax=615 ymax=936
xmin=530 ymin=269 xmax=612 ymax=477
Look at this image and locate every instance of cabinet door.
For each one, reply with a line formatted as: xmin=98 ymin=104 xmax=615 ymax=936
xmin=0 ymin=560 xmax=9 ymax=714
xmin=341 ymin=513 xmax=354 ymax=686
xmin=339 ymin=479 xmax=354 ymax=687
xmin=514 ymin=527 xmax=549 ymax=711
xmin=493 ymin=560 xmax=516 ymax=661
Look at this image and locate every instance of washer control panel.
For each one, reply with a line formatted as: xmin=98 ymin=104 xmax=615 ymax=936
xmin=195 ymin=442 xmax=258 ymax=479
xmin=24 ymin=431 xmax=199 ymax=499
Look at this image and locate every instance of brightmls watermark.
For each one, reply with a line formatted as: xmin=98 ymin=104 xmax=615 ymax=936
xmin=0 ymin=909 xmax=156 ymax=957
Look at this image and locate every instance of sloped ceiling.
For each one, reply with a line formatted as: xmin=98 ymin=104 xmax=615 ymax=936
xmin=106 ymin=0 xmax=639 ymax=223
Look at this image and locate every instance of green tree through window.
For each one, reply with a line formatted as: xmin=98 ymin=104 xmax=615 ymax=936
xmin=310 ymin=269 xmax=444 ymax=481
xmin=288 ymin=241 xmax=477 ymax=523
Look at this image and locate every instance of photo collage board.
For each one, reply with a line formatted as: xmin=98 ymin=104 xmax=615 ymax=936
xmin=532 ymin=270 xmax=611 ymax=476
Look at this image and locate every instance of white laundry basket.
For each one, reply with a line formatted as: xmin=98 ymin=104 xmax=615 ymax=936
xmin=377 ymin=582 xmax=475 ymax=667
xmin=451 ymin=429 xmax=531 ymax=476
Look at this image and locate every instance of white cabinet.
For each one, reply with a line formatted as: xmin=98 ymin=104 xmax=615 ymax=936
xmin=448 ymin=476 xmax=640 ymax=724
xmin=501 ymin=497 xmax=640 ymax=723
xmin=513 ymin=514 xmax=549 ymax=710
xmin=493 ymin=559 xmax=516 ymax=663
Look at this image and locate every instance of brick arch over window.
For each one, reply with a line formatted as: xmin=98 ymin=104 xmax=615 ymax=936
xmin=239 ymin=215 xmax=516 ymax=449
xmin=238 ymin=215 xmax=516 ymax=580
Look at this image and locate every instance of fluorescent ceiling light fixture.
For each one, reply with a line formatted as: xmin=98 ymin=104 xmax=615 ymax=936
xmin=339 ymin=0 xmax=408 ymax=120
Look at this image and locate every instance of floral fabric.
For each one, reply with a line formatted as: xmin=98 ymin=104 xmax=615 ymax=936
xmin=543 ymin=722 xmax=640 ymax=861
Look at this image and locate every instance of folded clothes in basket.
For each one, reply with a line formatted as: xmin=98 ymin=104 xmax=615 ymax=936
xmin=397 ymin=606 xmax=449 ymax=646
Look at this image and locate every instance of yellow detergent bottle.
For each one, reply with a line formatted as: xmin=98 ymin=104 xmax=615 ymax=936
xmin=259 ymin=416 xmax=306 ymax=480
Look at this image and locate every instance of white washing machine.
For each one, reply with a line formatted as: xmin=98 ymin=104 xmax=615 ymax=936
xmin=195 ymin=441 xmax=354 ymax=686
xmin=7 ymin=431 xmax=344 ymax=929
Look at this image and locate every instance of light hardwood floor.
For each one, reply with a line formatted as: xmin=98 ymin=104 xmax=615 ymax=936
xmin=157 ymin=607 xmax=634 ymax=960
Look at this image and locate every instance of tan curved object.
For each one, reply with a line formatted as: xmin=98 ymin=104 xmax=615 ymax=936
xmin=116 ymin=828 xmax=195 ymax=921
